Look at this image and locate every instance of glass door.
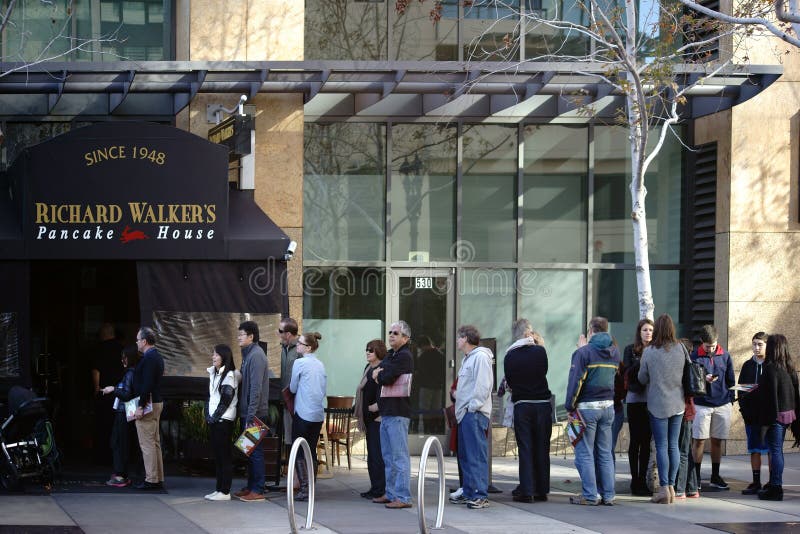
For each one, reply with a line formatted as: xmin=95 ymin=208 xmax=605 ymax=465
xmin=388 ymin=268 xmax=454 ymax=454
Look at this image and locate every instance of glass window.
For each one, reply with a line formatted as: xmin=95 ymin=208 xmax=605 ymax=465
xmin=459 ymin=268 xmax=515 ymax=387
xmin=1 ymin=1 xmax=173 ymax=62
xmin=592 ymin=269 xmax=682 ymax=348
xmin=391 ymin=124 xmax=457 ymax=262
xmin=391 ymin=0 xmax=458 ymax=60
xmin=305 ymin=0 xmax=387 ymax=60
xmin=594 ymin=126 xmax=683 ymax=264
xmin=519 ymin=269 xmax=585 ymax=409
xmin=304 ymin=123 xmax=386 ymax=262
xmin=524 ymin=0 xmax=590 ymax=59
xmin=462 ymin=124 xmax=517 ymax=262
xmin=303 ymin=267 xmax=385 ymax=396
xmin=0 ymin=312 xmax=20 ymax=378
xmin=152 ymin=311 xmax=281 ymax=377
xmin=463 ymin=0 xmax=520 ymax=61
xmin=522 ymin=125 xmax=587 ymax=262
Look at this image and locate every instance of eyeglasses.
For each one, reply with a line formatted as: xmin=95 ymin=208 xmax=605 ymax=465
xmin=388 ymin=330 xmax=402 ymax=336
xmin=278 ymin=329 xmax=285 ymax=334
xmin=136 ymin=338 xmax=144 ymax=343
xmin=366 ymin=348 xmax=375 ymax=353
xmin=297 ymin=341 xmax=309 ymax=347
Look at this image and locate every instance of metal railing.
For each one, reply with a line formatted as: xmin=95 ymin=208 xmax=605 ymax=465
xmin=417 ymin=436 xmax=446 ymax=533
xmin=286 ymin=437 xmax=315 ymax=533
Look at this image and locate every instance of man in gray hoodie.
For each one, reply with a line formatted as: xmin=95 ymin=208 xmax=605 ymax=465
xmin=451 ymin=325 xmax=494 ymax=510
xmin=234 ymin=320 xmax=270 ymax=502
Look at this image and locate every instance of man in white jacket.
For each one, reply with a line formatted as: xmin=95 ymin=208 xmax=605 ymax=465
xmin=452 ymin=325 xmax=494 ymax=510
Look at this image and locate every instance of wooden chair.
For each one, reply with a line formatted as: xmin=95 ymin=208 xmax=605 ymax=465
xmin=325 ymin=396 xmax=354 ymax=470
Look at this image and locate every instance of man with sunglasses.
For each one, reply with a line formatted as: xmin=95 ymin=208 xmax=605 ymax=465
xmin=371 ymin=321 xmax=414 ymax=509
xmin=278 ymin=318 xmax=300 ymax=455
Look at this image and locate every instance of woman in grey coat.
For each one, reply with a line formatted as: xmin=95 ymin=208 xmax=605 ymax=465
xmin=638 ymin=314 xmax=686 ymax=504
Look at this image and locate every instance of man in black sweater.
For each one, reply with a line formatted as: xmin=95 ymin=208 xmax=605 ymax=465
xmin=133 ymin=326 xmax=165 ymax=490
xmin=504 ymin=319 xmax=552 ymax=503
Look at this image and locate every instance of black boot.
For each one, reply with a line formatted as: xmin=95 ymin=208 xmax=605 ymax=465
xmin=757 ymin=483 xmax=783 ymax=501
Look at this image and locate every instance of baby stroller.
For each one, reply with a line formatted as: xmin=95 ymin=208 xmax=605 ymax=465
xmin=0 ymin=386 xmax=59 ymax=491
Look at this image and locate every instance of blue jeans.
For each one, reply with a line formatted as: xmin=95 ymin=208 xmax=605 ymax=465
xmin=380 ymin=416 xmax=411 ymax=503
xmin=675 ymin=419 xmax=698 ymax=494
xmin=765 ymin=423 xmax=788 ymax=487
xmin=242 ymin=417 xmax=265 ymax=493
xmin=458 ymin=412 xmax=489 ymax=500
xmin=649 ymin=412 xmax=682 ymax=487
xmin=573 ymin=406 xmax=615 ymax=502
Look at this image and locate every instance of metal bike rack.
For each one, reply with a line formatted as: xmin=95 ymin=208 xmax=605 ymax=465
xmin=417 ymin=436 xmax=446 ymax=533
xmin=287 ymin=437 xmax=316 ymax=533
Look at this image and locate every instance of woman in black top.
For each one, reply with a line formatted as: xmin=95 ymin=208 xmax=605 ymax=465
xmin=354 ymin=339 xmax=387 ymax=499
xmin=755 ymin=334 xmax=800 ymax=501
xmin=623 ymin=318 xmax=654 ymax=496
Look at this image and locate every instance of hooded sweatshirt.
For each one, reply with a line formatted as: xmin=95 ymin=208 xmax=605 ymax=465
xmin=565 ymin=332 xmax=621 ymax=412
xmin=455 ymin=346 xmax=495 ymax=423
xmin=690 ymin=343 xmax=734 ymax=407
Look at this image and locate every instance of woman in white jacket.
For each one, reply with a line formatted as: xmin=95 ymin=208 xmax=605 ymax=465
xmin=205 ymin=344 xmax=240 ymax=501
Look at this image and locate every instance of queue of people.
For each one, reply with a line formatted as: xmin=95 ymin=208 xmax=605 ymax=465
xmin=97 ymin=315 xmax=799 ymax=509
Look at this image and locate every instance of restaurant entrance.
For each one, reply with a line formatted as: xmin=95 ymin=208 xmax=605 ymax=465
xmin=30 ymin=261 xmax=140 ymax=462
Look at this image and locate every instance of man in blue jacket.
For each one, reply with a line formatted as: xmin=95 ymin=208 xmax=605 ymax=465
xmin=691 ymin=324 xmax=735 ymax=490
xmin=565 ymin=316 xmax=620 ymax=506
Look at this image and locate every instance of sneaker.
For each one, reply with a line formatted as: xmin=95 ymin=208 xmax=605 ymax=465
xmin=674 ymin=492 xmax=686 ymax=500
xmin=466 ymin=498 xmax=489 ymax=509
xmin=449 ymin=487 xmax=463 ymax=499
xmin=449 ymin=494 xmax=469 ymax=505
xmin=742 ymin=482 xmax=761 ymax=495
xmin=238 ymin=491 xmax=265 ymax=502
xmin=106 ymin=476 xmax=130 ymax=488
xmin=204 ymin=491 xmax=219 ymax=500
xmin=570 ymin=495 xmax=599 ymax=506
xmin=600 ymin=498 xmax=615 ymax=506
xmin=207 ymin=492 xmax=230 ymax=501
xmin=709 ymin=475 xmax=729 ymax=490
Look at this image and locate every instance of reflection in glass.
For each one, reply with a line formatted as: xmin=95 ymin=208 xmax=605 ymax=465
xmin=519 ymin=269 xmax=585 ymax=410
xmin=0 ymin=312 xmax=20 ymax=378
xmin=594 ymin=126 xmax=683 ymax=264
xmin=391 ymin=0 xmax=458 ymax=60
xmin=523 ymin=125 xmax=587 ymax=262
xmin=304 ymin=124 xmax=386 ymax=261
xmin=305 ymin=0 xmax=387 ymax=60
xmin=463 ymin=0 xmax=520 ymax=61
xmin=460 ymin=269 xmax=515 ymax=387
xmin=391 ymin=124 xmax=456 ymax=262
xmin=592 ymin=269 xmax=681 ymax=348
xmin=524 ymin=0 xmax=589 ymax=59
xmin=303 ymin=267 xmax=386 ymax=396
xmin=462 ymin=125 xmax=517 ymax=262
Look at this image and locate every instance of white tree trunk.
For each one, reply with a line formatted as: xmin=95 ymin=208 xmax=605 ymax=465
xmin=625 ymin=0 xmax=655 ymax=321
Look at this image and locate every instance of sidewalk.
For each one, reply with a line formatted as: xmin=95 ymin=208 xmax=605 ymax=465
xmin=2 ymin=452 xmax=800 ymax=533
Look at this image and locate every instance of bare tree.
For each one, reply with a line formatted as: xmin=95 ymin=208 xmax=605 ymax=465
xmin=399 ymin=0 xmax=749 ymax=320
xmin=678 ymin=0 xmax=800 ymax=48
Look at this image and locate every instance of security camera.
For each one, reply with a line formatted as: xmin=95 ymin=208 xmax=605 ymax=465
xmin=284 ymin=240 xmax=298 ymax=261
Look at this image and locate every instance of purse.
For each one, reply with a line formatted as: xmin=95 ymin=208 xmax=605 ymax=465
xmin=682 ymin=346 xmax=708 ymax=398
xmin=380 ymin=373 xmax=413 ymax=398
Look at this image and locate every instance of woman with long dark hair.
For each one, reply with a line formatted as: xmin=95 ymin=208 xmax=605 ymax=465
xmin=623 ymin=318 xmax=654 ymax=495
xmin=102 ymin=344 xmax=141 ymax=488
xmin=754 ymin=334 xmax=800 ymax=501
xmin=638 ymin=314 xmax=685 ymax=504
xmin=205 ymin=344 xmax=239 ymax=501
xmin=354 ymin=339 xmax=387 ymax=499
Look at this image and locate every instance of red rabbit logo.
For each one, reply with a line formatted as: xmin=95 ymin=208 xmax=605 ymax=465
xmin=120 ymin=225 xmax=149 ymax=243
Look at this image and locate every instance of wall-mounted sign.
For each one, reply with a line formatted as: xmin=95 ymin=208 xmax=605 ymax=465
xmin=13 ymin=122 xmax=230 ymax=259
xmin=415 ymin=277 xmax=433 ymax=289
xmin=208 ymin=115 xmax=254 ymax=158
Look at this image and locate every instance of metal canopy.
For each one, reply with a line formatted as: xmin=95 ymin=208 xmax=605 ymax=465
xmin=0 ymin=61 xmax=782 ymax=120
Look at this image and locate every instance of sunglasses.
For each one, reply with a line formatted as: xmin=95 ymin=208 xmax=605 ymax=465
xmin=388 ymin=330 xmax=403 ymax=336
xmin=366 ymin=348 xmax=375 ymax=353
xmin=278 ymin=329 xmax=285 ymax=334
